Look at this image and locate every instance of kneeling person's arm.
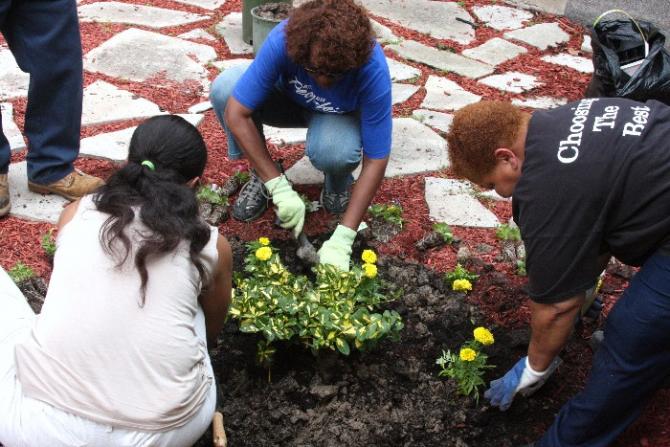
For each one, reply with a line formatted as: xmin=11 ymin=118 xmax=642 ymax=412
xmin=200 ymin=235 xmax=233 ymax=347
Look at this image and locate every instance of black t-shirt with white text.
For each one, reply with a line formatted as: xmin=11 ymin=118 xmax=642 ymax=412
xmin=513 ymin=98 xmax=670 ymax=303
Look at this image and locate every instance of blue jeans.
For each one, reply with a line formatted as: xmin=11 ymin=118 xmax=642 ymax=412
xmin=536 ymin=252 xmax=670 ymax=447
xmin=209 ymin=66 xmax=362 ymax=193
xmin=0 ymin=0 xmax=82 ymax=184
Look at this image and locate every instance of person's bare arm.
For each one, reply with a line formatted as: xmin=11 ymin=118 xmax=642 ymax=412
xmin=527 ymin=293 xmax=585 ymax=371
xmin=199 ymin=235 xmax=233 ymax=347
xmin=57 ymin=199 xmax=81 ymax=230
xmin=224 ymin=96 xmax=281 ymax=181
xmin=340 ymin=156 xmax=388 ymax=230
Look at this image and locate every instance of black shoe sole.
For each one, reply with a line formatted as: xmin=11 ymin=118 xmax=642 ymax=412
xmin=231 ymin=201 xmax=269 ymax=222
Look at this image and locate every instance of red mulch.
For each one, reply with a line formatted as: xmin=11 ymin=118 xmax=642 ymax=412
xmin=1 ymin=0 xmax=669 ymax=445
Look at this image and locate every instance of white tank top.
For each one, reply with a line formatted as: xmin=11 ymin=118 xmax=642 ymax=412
xmin=15 ymin=195 xmax=219 ymax=431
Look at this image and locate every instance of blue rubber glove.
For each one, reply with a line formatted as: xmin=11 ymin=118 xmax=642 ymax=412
xmin=485 ymin=356 xmax=561 ymax=411
xmin=265 ymin=175 xmax=305 ymax=238
xmin=318 ymin=224 xmax=356 ymax=271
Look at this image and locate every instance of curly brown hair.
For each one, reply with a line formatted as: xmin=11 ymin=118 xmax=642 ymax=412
xmin=286 ymin=0 xmax=374 ymax=74
xmin=447 ymin=101 xmax=524 ymax=182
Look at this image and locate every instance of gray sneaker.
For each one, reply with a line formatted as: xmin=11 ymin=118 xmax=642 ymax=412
xmin=0 ymin=173 xmax=10 ymax=217
xmin=232 ymin=170 xmax=269 ymax=222
xmin=320 ymin=188 xmax=351 ymax=214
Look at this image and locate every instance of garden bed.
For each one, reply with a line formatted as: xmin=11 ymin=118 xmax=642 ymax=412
xmin=197 ymin=236 xmax=593 ymax=447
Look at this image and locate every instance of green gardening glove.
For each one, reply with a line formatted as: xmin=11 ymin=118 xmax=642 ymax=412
xmin=318 ymin=224 xmax=356 ymax=271
xmin=265 ymin=175 xmax=305 ymax=238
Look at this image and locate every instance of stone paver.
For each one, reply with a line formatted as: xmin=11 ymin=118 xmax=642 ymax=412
xmin=392 ymin=83 xmax=420 ymax=105
xmin=361 ymin=0 xmax=476 ymax=44
xmin=0 ymin=48 xmax=29 ymax=101
xmin=421 ymin=76 xmax=481 ymax=111
xmin=581 ymin=35 xmax=592 ymax=53
xmin=78 ymin=2 xmax=209 ymax=28
xmin=542 ymin=53 xmax=593 ymax=73
xmin=215 ymin=13 xmax=253 ymax=55
xmin=388 ymin=40 xmax=494 ymax=79
xmin=371 ymin=19 xmax=399 ymax=44
xmin=479 ymin=72 xmax=541 ymax=93
xmin=179 ymin=28 xmax=217 ymax=41
xmin=188 ymin=101 xmax=213 ymax=113
xmin=8 ymin=162 xmax=69 ymax=224
xmin=386 ymin=118 xmax=448 ymax=176
xmin=263 ymin=126 xmax=308 ymax=146
xmin=387 ymin=58 xmax=421 ymax=82
xmin=81 ymin=80 xmax=164 ymax=127
xmin=472 ymin=5 xmax=533 ymax=30
xmin=79 ymin=114 xmax=203 ymax=162
xmin=1 ymin=103 xmax=26 ymax=152
xmin=84 ymin=28 xmax=217 ymax=89
xmin=171 ymin=0 xmax=226 ymax=10
xmin=512 ymin=96 xmax=568 ymax=109
xmin=424 ymin=177 xmax=500 ymax=228
xmin=462 ymin=38 xmax=527 ymax=66
xmin=504 ymin=22 xmax=570 ymax=50
xmin=412 ymin=109 xmax=453 ymax=133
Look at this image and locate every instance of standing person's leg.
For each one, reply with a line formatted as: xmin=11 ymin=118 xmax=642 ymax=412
xmin=3 ymin=0 xmax=102 ymax=199
xmin=0 ymin=1 xmax=14 ymax=216
xmin=305 ymin=113 xmax=362 ymax=214
xmin=536 ymin=252 xmax=670 ymax=447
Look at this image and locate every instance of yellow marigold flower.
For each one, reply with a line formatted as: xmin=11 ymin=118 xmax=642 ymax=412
xmin=255 ymin=246 xmax=272 ymax=261
xmin=473 ymin=327 xmax=494 ymax=346
xmin=460 ymin=347 xmax=477 ymax=362
xmin=361 ymin=249 xmax=377 ymax=264
xmin=258 ymin=237 xmax=270 ymax=246
xmin=362 ymin=263 xmax=378 ymax=279
xmin=452 ymin=278 xmax=473 ymax=292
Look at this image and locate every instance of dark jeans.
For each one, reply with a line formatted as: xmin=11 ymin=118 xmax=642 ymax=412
xmin=536 ymin=252 xmax=670 ymax=447
xmin=0 ymin=0 xmax=82 ymax=184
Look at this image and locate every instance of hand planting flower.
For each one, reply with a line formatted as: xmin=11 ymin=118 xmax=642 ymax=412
xmin=362 ymin=263 xmax=378 ymax=279
xmin=361 ymin=249 xmax=377 ymax=264
xmin=452 ymin=278 xmax=473 ymax=292
xmin=460 ymin=347 xmax=477 ymax=362
xmin=473 ymin=327 xmax=494 ymax=346
xmin=258 ymin=237 xmax=270 ymax=246
xmin=255 ymin=246 xmax=272 ymax=261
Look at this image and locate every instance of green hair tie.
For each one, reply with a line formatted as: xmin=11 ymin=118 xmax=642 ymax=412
xmin=141 ymin=160 xmax=156 ymax=171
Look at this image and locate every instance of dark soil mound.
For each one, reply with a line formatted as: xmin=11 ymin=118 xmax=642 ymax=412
xmin=201 ymin=237 xmax=592 ymax=447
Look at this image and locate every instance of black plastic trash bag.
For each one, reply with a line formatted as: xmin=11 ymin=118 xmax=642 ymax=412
xmin=585 ymin=11 xmax=670 ymax=105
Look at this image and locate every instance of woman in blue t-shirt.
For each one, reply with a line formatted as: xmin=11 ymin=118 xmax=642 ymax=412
xmin=210 ymin=0 xmax=392 ymax=272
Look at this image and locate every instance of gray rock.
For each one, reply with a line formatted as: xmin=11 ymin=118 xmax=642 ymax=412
xmin=214 ymin=12 xmax=253 ymax=55
xmin=7 ymin=162 xmax=68 ymax=224
xmin=412 ymin=109 xmax=453 ymax=133
xmin=472 ymin=5 xmax=533 ymax=30
xmin=0 ymin=48 xmax=29 ymax=100
xmin=542 ymin=53 xmax=593 ymax=73
xmin=171 ymin=0 xmax=226 ymax=9
xmin=388 ymin=40 xmax=494 ymax=79
xmin=1 ymin=103 xmax=26 ymax=152
xmin=425 ymin=177 xmax=500 ymax=228
xmin=178 ymin=28 xmax=217 ymax=41
xmin=512 ymin=96 xmax=568 ymax=109
xmin=391 ymin=83 xmax=420 ymax=104
xmin=504 ymin=22 xmax=570 ymax=50
xmin=386 ymin=58 xmax=421 ymax=82
xmin=462 ymin=38 xmax=527 ymax=66
xmin=84 ymin=28 xmax=217 ymax=90
xmin=478 ymin=71 xmax=542 ymax=93
xmin=421 ymin=75 xmax=481 ymax=111
xmin=81 ymin=80 xmax=164 ymax=127
xmin=78 ymin=2 xmax=209 ymax=28
xmin=371 ymin=19 xmax=399 ymax=44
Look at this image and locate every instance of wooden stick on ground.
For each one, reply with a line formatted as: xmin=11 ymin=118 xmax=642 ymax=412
xmin=212 ymin=411 xmax=227 ymax=447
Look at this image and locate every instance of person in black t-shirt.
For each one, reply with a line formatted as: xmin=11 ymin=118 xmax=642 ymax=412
xmin=446 ymin=99 xmax=670 ymax=447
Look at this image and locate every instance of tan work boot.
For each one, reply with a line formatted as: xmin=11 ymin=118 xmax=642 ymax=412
xmin=28 ymin=169 xmax=104 ymax=201
xmin=0 ymin=173 xmax=10 ymax=217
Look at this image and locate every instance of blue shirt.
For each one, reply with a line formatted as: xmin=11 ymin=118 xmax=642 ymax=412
xmin=233 ymin=20 xmax=392 ymax=159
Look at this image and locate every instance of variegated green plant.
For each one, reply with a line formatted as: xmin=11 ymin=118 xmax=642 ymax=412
xmin=230 ymin=239 xmax=404 ymax=366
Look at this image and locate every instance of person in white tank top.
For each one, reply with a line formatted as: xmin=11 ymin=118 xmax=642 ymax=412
xmin=0 ymin=115 xmax=233 ymax=447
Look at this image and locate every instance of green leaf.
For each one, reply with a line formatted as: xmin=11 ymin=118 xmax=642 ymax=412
xmin=335 ymin=338 xmax=351 ymax=355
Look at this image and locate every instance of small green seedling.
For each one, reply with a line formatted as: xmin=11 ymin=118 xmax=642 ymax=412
xmin=233 ymin=170 xmax=250 ymax=184
xmin=495 ymin=223 xmax=521 ymax=241
xmin=8 ymin=262 xmax=35 ymax=284
xmin=516 ymin=259 xmax=527 ymax=276
xmin=41 ymin=229 xmax=57 ymax=258
xmin=445 ymin=263 xmax=479 ymax=286
xmin=300 ymin=194 xmax=321 ymax=213
xmin=368 ymin=203 xmax=404 ymax=228
xmin=197 ymin=184 xmax=228 ymax=206
xmin=433 ymin=223 xmax=454 ymax=244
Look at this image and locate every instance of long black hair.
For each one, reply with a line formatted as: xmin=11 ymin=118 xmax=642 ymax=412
xmin=93 ymin=115 xmax=211 ymax=305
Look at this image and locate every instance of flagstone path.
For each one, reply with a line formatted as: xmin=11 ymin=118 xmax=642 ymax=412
xmin=0 ymin=0 xmax=593 ymax=229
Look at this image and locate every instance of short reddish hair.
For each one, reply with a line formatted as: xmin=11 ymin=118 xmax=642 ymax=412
xmin=286 ymin=0 xmax=374 ymax=74
xmin=447 ymin=101 xmax=524 ymax=182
